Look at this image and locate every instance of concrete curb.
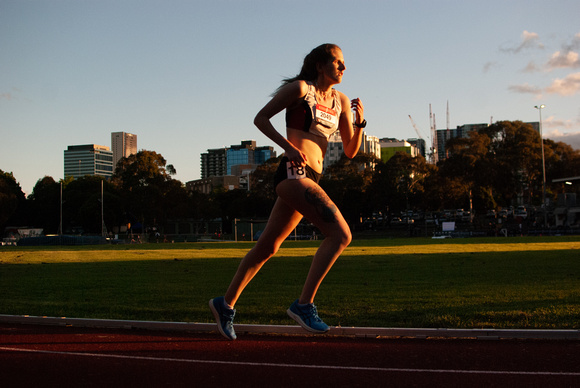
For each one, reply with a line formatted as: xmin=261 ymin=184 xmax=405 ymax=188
xmin=1 ymin=314 xmax=578 ymax=340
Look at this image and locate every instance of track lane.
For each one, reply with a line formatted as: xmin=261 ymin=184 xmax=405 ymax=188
xmin=1 ymin=324 xmax=579 ymax=387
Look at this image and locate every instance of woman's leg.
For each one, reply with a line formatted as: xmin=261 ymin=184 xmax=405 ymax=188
xmin=224 ymin=197 xmax=303 ymax=307
xmin=275 ymin=178 xmax=352 ymax=304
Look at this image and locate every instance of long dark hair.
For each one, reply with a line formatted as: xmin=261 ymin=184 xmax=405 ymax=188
xmin=274 ymin=43 xmax=340 ymax=94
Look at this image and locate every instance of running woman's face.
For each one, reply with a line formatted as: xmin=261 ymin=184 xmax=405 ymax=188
xmin=320 ymin=48 xmax=346 ymax=84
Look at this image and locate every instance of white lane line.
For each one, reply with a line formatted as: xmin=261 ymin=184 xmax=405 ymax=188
xmin=1 ymin=347 xmax=579 ymax=377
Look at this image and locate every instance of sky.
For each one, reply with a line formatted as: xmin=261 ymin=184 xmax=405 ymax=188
xmin=1 ymin=0 xmax=579 ymax=195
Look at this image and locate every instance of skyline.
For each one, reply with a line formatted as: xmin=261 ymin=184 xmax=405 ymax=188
xmin=2 ymin=0 xmax=579 ymax=195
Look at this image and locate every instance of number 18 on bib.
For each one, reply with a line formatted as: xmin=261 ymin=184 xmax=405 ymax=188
xmin=286 ymin=162 xmax=306 ymax=180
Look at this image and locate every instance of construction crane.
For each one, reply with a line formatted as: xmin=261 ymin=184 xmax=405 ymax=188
xmin=408 ymin=115 xmax=426 ymax=140
xmin=429 ymin=104 xmax=439 ymax=164
xmin=408 ymin=115 xmax=430 ymax=161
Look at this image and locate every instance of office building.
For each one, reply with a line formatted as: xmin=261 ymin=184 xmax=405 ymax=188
xmin=226 ymin=140 xmax=275 ymax=175
xmin=64 ymin=144 xmax=114 ymax=180
xmin=111 ymin=132 xmax=137 ymax=169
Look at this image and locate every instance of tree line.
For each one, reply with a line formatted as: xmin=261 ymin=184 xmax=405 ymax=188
xmin=1 ymin=121 xmax=579 ymax=237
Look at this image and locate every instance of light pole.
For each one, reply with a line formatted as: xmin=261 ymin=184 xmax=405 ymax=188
xmin=101 ymin=180 xmax=106 ymax=238
xmin=59 ymin=181 xmax=63 ymax=236
xmin=534 ymin=104 xmax=547 ymax=229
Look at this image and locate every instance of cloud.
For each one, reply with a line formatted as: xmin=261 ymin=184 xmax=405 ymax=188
xmin=543 ymin=33 xmax=580 ymax=71
xmin=563 ymin=32 xmax=580 ymax=52
xmin=482 ymin=61 xmax=497 ymax=73
xmin=0 ymin=87 xmax=22 ymax=101
xmin=508 ymin=83 xmax=542 ymax=95
xmin=545 ymin=51 xmax=580 ymax=71
xmin=501 ymin=30 xmax=544 ymax=53
xmin=545 ymin=129 xmax=580 ymax=150
xmin=545 ymin=72 xmax=580 ymax=96
xmin=544 ymin=116 xmax=574 ymax=130
xmin=522 ymin=61 xmax=541 ymax=73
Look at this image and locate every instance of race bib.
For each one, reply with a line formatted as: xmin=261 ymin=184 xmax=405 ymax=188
xmin=286 ymin=162 xmax=306 ymax=180
xmin=315 ymin=104 xmax=338 ymax=128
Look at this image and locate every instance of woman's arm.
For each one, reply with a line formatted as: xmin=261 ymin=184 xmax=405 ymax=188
xmin=338 ymin=92 xmax=365 ymax=159
xmin=253 ymin=81 xmax=309 ymax=165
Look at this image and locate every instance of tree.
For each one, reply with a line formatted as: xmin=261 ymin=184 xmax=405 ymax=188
xmin=0 ymin=170 xmax=27 ymax=230
xmin=544 ymin=139 xmax=580 ymax=197
xmin=369 ymin=153 xmax=431 ymax=217
xmin=482 ymin=121 xmax=543 ymax=206
xmin=211 ymin=188 xmax=253 ymax=234
xmin=439 ymin=130 xmax=492 ymax=212
xmin=321 ymin=153 xmax=378 ymax=227
xmin=113 ymin=150 xmax=173 ymax=189
xmin=189 ymin=190 xmax=215 ymax=221
xmin=248 ymin=156 xmax=280 ymax=216
xmin=112 ymin=150 xmax=187 ymax=232
xmin=28 ymin=176 xmax=61 ymax=234
xmin=61 ymin=176 xmax=123 ymax=234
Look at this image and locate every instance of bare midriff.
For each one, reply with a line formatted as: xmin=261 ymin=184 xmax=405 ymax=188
xmin=286 ymin=127 xmax=329 ymax=174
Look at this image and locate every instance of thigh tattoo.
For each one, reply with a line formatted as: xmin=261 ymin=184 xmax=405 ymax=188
xmin=304 ymin=186 xmax=338 ymax=223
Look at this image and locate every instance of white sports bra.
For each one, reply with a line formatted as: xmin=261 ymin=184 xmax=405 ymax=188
xmin=285 ymin=82 xmax=342 ymax=140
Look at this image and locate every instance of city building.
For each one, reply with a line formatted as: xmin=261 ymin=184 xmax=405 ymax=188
xmin=186 ymin=175 xmax=240 ymax=194
xmin=64 ymin=144 xmax=114 ymax=180
xmin=362 ymin=133 xmax=382 ymax=160
xmin=407 ymin=138 xmax=427 ymax=158
xmin=195 ymin=140 xmax=276 ymax=192
xmin=111 ymin=132 xmax=137 ymax=170
xmin=201 ymin=148 xmax=227 ymax=179
xmin=323 ymin=132 xmax=344 ymax=170
xmin=436 ymin=123 xmax=488 ymax=161
xmin=322 ymin=131 xmax=381 ymax=172
xmin=226 ymin=140 xmax=275 ymax=175
xmin=231 ymin=164 xmax=256 ymax=191
xmin=379 ymin=138 xmax=419 ymax=162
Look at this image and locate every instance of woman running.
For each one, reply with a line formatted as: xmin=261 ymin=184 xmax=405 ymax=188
xmin=210 ymin=43 xmax=366 ymax=340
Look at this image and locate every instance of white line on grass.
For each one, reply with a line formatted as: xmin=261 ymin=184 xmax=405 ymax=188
xmin=1 ymin=347 xmax=579 ymax=377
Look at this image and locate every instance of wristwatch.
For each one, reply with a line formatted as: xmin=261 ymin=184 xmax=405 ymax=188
xmin=354 ymin=119 xmax=367 ymax=128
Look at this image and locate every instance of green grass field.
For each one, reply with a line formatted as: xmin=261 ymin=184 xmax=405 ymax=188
xmin=1 ymin=236 xmax=579 ymax=329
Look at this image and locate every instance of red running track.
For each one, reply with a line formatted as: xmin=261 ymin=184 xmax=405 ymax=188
xmin=1 ymin=323 xmax=579 ymax=387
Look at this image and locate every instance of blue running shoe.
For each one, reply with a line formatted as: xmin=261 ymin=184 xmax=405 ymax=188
xmin=209 ymin=297 xmax=237 ymax=340
xmin=287 ymin=299 xmax=329 ymax=333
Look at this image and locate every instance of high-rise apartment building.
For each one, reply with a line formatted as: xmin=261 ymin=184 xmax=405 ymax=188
xmin=64 ymin=144 xmax=114 ymax=180
xmin=201 ymin=148 xmax=228 ymax=179
xmin=111 ymin=132 xmax=137 ymax=170
xmin=200 ymin=140 xmax=275 ymax=179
